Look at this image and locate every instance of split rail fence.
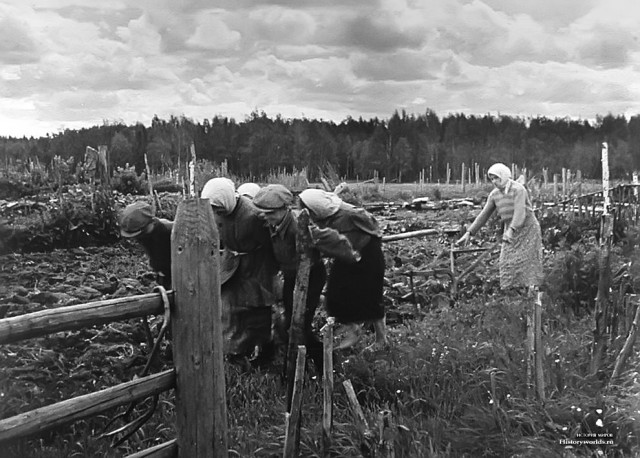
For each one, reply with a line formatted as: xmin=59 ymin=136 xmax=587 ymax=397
xmin=0 ymin=198 xmax=227 ymax=457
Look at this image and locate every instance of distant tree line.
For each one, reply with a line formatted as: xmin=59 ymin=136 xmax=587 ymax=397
xmin=1 ymin=109 xmax=639 ymax=181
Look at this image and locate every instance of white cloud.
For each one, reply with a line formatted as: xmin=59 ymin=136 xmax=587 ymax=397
xmin=188 ymin=16 xmax=240 ymax=50
xmin=2 ymin=0 xmax=640 ymax=137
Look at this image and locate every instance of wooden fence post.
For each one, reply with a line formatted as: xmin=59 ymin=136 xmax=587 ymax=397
xmin=610 ymin=298 xmax=640 ymax=383
xmin=322 ymin=319 xmax=335 ymax=456
xmin=284 ymin=346 xmax=307 ymax=458
xmin=171 ymin=198 xmax=228 ymax=457
xmin=526 ymin=301 xmax=535 ymax=398
xmin=343 ymin=380 xmax=371 ymax=439
xmin=534 ymin=291 xmax=545 ymax=401
xmin=286 ymin=209 xmax=312 ymax=410
xmin=461 ymin=163 xmax=466 ymax=193
xmin=377 ymin=410 xmax=396 ymax=458
xmin=592 ymin=142 xmax=613 ymax=375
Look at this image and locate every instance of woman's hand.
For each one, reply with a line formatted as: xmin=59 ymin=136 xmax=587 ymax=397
xmin=503 ymin=227 xmax=514 ymax=244
xmin=456 ymin=232 xmax=471 ymax=246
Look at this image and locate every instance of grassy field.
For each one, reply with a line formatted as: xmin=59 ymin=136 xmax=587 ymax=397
xmin=1 ymin=176 xmax=639 ymax=457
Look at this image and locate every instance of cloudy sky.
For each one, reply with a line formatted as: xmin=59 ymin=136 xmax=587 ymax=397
xmin=1 ymin=0 xmax=639 ymax=138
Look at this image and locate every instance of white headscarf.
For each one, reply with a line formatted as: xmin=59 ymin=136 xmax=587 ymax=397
xmin=236 ymin=182 xmax=261 ymax=199
xmin=299 ymin=189 xmax=342 ymax=219
xmin=487 ymin=163 xmax=512 ymax=191
xmin=201 ymin=177 xmax=237 ymax=214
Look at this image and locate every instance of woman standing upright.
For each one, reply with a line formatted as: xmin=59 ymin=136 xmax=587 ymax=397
xmin=456 ymin=163 xmax=544 ymax=289
xmin=299 ymin=189 xmax=387 ymax=350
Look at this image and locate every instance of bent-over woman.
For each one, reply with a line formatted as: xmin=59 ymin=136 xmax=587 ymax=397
xmin=299 ymin=188 xmax=387 ymax=350
xmin=201 ymin=177 xmax=278 ymax=366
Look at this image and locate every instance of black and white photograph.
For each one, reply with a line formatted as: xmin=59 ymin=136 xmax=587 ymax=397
xmin=1 ymin=0 xmax=639 ymax=456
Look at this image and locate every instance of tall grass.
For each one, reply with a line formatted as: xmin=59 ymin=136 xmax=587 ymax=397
xmin=2 ymin=288 xmax=638 ymax=457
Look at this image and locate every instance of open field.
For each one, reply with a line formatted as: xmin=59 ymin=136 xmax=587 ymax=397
xmin=1 ymin=177 xmax=640 ymax=457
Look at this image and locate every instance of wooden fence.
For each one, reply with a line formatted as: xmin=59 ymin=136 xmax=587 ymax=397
xmin=555 ymin=183 xmax=640 ymax=228
xmin=0 ymin=198 xmax=227 ymax=457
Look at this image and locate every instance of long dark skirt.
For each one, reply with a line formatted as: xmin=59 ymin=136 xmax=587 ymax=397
xmin=326 ymin=237 xmax=385 ymax=323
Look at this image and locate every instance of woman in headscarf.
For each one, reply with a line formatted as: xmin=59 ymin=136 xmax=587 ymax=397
xmin=456 ymin=163 xmax=544 ymax=289
xmin=299 ymin=188 xmax=387 ymax=350
xmin=237 ymin=182 xmax=261 ymax=200
xmin=201 ymin=177 xmax=278 ymax=367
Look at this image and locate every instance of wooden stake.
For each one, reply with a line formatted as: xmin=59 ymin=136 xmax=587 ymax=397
xmin=610 ymin=300 xmax=640 ymax=383
xmin=284 ymin=346 xmax=307 ymax=458
xmin=534 ymin=290 xmax=545 ymax=401
xmin=343 ymin=380 xmax=369 ymax=438
xmin=377 ymin=410 xmax=396 ymax=458
xmin=144 ymin=153 xmax=156 ymax=214
xmin=286 ymin=210 xmax=312 ymax=410
xmin=449 ymin=242 xmax=457 ymax=294
xmin=526 ymin=298 xmax=535 ymax=398
xmin=189 ymin=143 xmax=196 ymax=198
xmin=461 ymin=163 xmax=466 ymax=193
xmin=592 ymin=142 xmax=613 ymax=375
xmin=322 ymin=319 xmax=335 ymax=456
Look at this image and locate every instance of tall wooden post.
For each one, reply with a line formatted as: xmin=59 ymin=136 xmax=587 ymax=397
xmin=188 ymin=143 xmax=197 ymax=198
xmin=592 ymin=142 xmax=613 ymax=375
xmin=171 ymin=198 xmax=228 ymax=457
xmin=461 ymin=163 xmax=466 ymax=193
xmin=286 ymin=209 xmax=312 ymax=410
xmin=322 ymin=319 xmax=335 ymax=456
xmin=553 ymin=174 xmax=558 ymax=203
xmin=144 ymin=153 xmax=156 ymax=214
xmin=633 ymin=172 xmax=639 ymax=223
xmin=577 ymin=170 xmax=582 ymax=196
xmin=284 ymin=346 xmax=307 ymax=458
xmin=534 ymin=291 xmax=545 ymax=401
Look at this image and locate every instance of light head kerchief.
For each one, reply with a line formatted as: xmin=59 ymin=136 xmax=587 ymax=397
xmin=236 ymin=182 xmax=261 ymax=200
xmin=487 ymin=163 xmax=512 ymax=192
xmin=201 ymin=177 xmax=238 ymax=214
xmin=299 ymin=189 xmax=342 ymax=219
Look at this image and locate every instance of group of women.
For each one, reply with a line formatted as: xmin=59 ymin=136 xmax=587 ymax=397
xmin=200 ymin=178 xmax=389 ymax=369
xmin=121 ymin=161 xmax=544 ymax=370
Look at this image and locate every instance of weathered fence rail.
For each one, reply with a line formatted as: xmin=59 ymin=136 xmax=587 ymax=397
xmin=0 ymin=370 xmax=175 ymax=443
xmin=553 ymin=183 xmax=640 ymax=226
xmin=0 ymin=292 xmax=169 ymax=345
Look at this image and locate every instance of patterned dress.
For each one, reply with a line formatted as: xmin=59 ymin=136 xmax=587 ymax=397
xmin=467 ymin=180 xmax=544 ymax=289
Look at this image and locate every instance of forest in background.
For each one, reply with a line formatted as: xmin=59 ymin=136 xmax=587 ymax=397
xmin=1 ymin=109 xmax=640 ymax=181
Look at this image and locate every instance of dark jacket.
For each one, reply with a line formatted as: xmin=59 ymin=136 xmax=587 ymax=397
xmin=138 ymin=218 xmax=173 ymax=288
